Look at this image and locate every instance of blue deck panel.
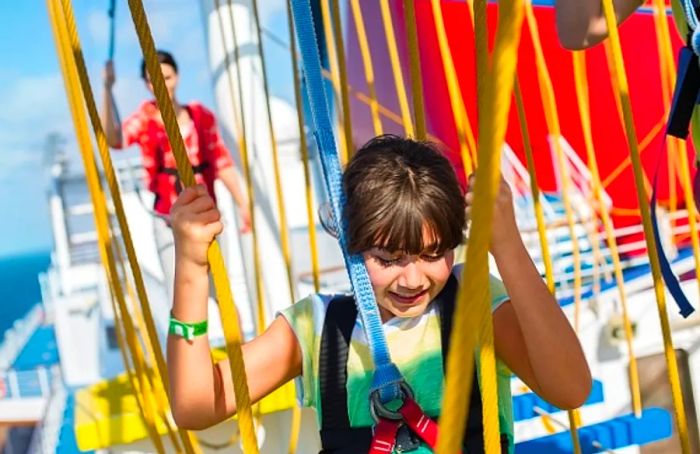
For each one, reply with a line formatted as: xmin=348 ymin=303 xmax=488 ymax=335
xmin=513 ymin=380 xmax=604 ymax=421
xmin=57 ymin=392 xmax=93 ymax=454
xmin=12 ymin=325 xmax=59 ymax=370
xmin=515 ymin=407 xmax=673 ymax=453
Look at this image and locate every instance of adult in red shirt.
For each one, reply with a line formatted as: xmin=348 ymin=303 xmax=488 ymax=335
xmin=101 ymin=50 xmax=251 ymax=304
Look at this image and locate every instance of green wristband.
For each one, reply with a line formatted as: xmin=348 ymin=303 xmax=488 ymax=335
xmin=169 ymin=315 xmax=207 ymax=341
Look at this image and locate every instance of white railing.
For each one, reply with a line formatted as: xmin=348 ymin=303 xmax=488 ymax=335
xmin=26 ymin=367 xmax=64 ymax=454
xmin=548 ymin=135 xmax=613 ymax=210
xmin=0 ymin=367 xmax=54 ymax=400
xmin=503 ymin=135 xmax=691 ymax=299
xmin=0 ymin=304 xmax=43 ymax=370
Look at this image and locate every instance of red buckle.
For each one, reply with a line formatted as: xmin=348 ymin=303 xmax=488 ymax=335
xmin=370 ymin=396 xmax=459 ymax=453
xmin=369 ymin=419 xmax=401 ymax=453
xmin=399 ymin=398 xmax=440 ymax=449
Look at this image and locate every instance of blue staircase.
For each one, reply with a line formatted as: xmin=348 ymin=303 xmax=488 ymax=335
xmin=513 ymin=380 xmax=604 ymax=421
xmin=515 ymin=407 xmax=672 ymax=453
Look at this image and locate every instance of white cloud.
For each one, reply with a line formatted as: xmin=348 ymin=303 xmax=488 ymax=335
xmin=0 ymin=74 xmax=75 ymax=178
xmin=110 ymin=72 xmax=150 ymax=116
xmin=258 ymin=0 xmax=287 ymax=25
xmin=87 ymin=9 xmax=110 ymax=46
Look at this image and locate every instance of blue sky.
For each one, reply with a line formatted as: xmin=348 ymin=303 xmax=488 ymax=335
xmin=0 ymin=0 xmax=292 ymax=257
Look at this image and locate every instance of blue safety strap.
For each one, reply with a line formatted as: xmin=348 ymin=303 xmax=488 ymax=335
xmin=289 ymin=0 xmax=403 ymax=402
xmin=651 ymin=169 xmax=696 ymax=318
xmin=108 ymin=0 xmax=116 ymax=60
xmin=679 ymin=0 xmax=700 ymax=55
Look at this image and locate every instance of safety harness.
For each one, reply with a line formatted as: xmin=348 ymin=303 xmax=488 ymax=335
xmin=318 ymin=275 xmax=510 ymax=453
xmin=152 ymin=104 xmax=210 ymax=210
xmin=289 ymin=1 xmax=508 ymax=451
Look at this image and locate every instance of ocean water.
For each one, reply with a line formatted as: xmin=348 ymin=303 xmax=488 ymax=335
xmin=0 ymin=249 xmax=51 ymax=337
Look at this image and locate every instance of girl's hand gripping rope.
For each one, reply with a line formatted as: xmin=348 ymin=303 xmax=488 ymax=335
xmin=171 ymin=185 xmax=224 ymax=268
xmin=465 ymin=173 xmax=519 ymax=254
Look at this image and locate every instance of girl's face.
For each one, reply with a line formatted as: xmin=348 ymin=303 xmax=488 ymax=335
xmin=363 ymin=226 xmax=455 ymax=322
xmin=145 ymin=63 xmax=178 ymax=100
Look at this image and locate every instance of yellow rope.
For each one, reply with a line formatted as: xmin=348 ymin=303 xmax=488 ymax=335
xmin=286 ymin=0 xmax=320 ymax=295
xmin=214 ymin=0 xmax=267 ymax=339
xmin=250 ymin=0 xmax=297 ymax=307
xmin=127 ymin=1 xmax=258 ymax=451
xmin=350 ymin=0 xmax=383 ymax=136
xmin=320 ymin=0 xmax=349 ymax=164
xmin=669 ymin=143 xmax=679 ymax=225
xmin=380 ymin=0 xmax=415 ymax=137
xmin=112 ymin=235 xmax=183 ymax=450
xmin=524 ymin=1 xmax=583 ymax=332
xmin=523 ymin=6 xmax=585 ymax=449
xmin=601 ymin=0 xmax=691 ymax=451
xmin=112 ymin=279 xmax=184 ymax=452
xmin=471 ymin=5 xmax=503 ymax=448
xmin=473 ymin=0 xmax=487 ymax=130
xmin=48 ymin=4 xmax=166 ymax=451
xmin=216 ymin=0 xmax=264 ymax=441
xmin=108 ymin=291 xmax=163 ymax=448
xmin=602 ymin=40 xmax=626 ymax=126
xmin=559 ymin=55 xmax=609 ymax=288
xmin=515 ymin=75 xmax=584 ymax=453
xmin=403 ymin=0 xmax=427 ymax=139
xmin=56 ymin=0 xmax=202 ymax=451
xmin=652 ymin=7 xmax=680 ymax=226
xmin=514 ymin=80 xmax=554 ymax=291
xmin=601 ymin=113 xmax=667 ymax=188
xmin=329 ymin=0 xmax=354 ymax=156
xmin=436 ymin=0 xmax=524 ymax=451
xmin=651 ymin=0 xmax=700 ymax=301
xmin=429 ymin=0 xmax=476 ymax=176
xmin=250 ymin=1 xmax=304 ymax=451
xmin=572 ymin=51 xmax=642 ymax=417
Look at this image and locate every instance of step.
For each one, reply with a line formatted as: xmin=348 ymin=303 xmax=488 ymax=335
xmin=513 ymin=380 xmax=604 ymax=422
xmin=514 ymin=407 xmax=672 ymax=453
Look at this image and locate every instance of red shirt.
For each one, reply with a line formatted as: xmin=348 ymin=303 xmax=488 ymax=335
xmin=119 ymin=100 xmax=234 ymax=216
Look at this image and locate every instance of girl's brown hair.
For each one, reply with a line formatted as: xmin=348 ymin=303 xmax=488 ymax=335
xmin=343 ymin=135 xmax=465 ymax=254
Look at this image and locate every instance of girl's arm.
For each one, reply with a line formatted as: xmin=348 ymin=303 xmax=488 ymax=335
xmin=467 ymin=176 xmax=592 ymax=409
xmin=101 ymin=61 xmax=124 ymax=148
xmin=167 ymin=186 xmax=300 ymax=430
xmin=555 ymin=0 xmax=644 ymax=50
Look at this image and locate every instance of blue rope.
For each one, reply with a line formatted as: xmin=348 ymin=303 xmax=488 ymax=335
xmin=108 ymin=0 xmax=116 ymax=61
xmin=651 ymin=171 xmax=696 ymax=318
xmin=683 ymin=0 xmax=699 ymax=29
xmin=289 ymin=0 xmax=403 ymax=402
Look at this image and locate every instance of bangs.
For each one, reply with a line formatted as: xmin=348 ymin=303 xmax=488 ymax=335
xmin=343 ymin=134 xmax=466 ymax=255
xmin=350 ymin=188 xmax=464 ymax=254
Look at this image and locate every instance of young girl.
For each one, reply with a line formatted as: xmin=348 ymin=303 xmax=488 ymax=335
xmin=167 ymin=135 xmax=591 ymax=452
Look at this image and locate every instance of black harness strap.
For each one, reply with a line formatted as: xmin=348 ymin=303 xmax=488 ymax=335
xmin=318 ymin=295 xmax=371 ymax=453
xmin=318 ymin=275 xmax=509 ymax=453
xmin=155 ymin=105 xmax=210 ymax=198
xmin=160 ymin=162 xmax=209 ymax=195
